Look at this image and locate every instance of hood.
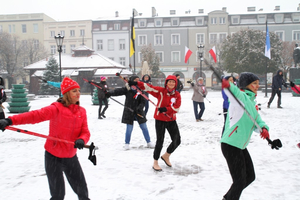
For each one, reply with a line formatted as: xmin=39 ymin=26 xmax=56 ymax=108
xmin=276 ymin=69 xmax=283 ymax=76
xmin=142 ymin=74 xmax=151 ymax=82
xmin=164 ymin=75 xmax=178 ymax=88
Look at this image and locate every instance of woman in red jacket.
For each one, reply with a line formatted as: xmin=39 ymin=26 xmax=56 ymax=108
xmin=0 ymin=77 xmax=91 ymax=200
xmin=132 ymin=75 xmax=181 ymax=171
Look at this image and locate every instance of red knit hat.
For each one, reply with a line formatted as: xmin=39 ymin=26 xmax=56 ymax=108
xmin=61 ymin=77 xmax=80 ymax=95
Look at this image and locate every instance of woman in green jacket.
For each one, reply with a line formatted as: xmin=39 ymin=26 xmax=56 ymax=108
xmin=221 ymin=72 xmax=270 ymax=200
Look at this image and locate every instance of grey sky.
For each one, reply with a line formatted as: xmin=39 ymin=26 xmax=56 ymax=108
xmin=1 ymin=0 xmax=299 ymax=21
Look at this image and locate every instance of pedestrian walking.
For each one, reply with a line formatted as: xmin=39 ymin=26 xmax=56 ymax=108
xmin=175 ymin=74 xmax=183 ymax=93
xmin=221 ymin=72 xmax=270 ymax=200
xmin=0 ymin=77 xmax=91 ymax=200
xmin=267 ymin=69 xmax=287 ymax=108
xmin=0 ymin=77 xmax=6 ymax=119
xmin=133 ymin=75 xmax=181 ymax=171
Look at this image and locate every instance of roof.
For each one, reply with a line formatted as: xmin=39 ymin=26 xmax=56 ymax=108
xmin=24 ymin=52 xmax=127 ymax=70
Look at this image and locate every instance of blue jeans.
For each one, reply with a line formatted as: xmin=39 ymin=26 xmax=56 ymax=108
xmin=125 ymin=123 xmax=151 ymax=144
xmin=193 ymin=101 xmax=205 ymax=120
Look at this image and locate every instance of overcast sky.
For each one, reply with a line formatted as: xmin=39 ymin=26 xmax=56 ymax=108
xmin=1 ymin=0 xmax=299 ymax=21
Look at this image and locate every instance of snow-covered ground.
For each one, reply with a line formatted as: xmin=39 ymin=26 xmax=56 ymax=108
xmin=0 ymin=89 xmax=299 ymax=200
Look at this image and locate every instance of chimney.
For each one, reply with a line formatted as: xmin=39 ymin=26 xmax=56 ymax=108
xmin=198 ymin=9 xmax=204 ymax=14
xmin=222 ymin=7 xmax=227 ymax=12
xmin=259 ymin=8 xmax=263 ymax=11
xmin=298 ymin=3 xmax=300 ymax=11
xmin=170 ymin=10 xmax=176 ymax=15
xmin=247 ymin=7 xmax=256 ymax=12
xmin=152 ymin=7 xmax=156 ymax=17
xmin=274 ymin=6 xmax=280 ymax=11
xmin=139 ymin=13 xmax=142 ymax=16
xmin=115 ymin=11 xmax=119 ymax=17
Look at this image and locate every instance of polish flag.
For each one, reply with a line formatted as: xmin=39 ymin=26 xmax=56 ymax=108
xmin=184 ymin=46 xmax=192 ymax=63
xmin=209 ymin=46 xmax=217 ymax=63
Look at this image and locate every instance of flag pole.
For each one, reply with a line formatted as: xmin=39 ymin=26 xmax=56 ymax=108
xmin=265 ymin=21 xmax=268 ymax=98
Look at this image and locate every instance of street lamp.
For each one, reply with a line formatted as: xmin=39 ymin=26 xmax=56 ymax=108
xmin=197 ymin=44 xmax=204 ymax=78
xmin=54 ymin=33 xmax=64 ymax=82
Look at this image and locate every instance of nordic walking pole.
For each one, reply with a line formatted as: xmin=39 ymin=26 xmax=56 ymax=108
xmin=116 ymin=72 xmax=174 ymax=120
xmin=5 ymin=126 xmax=98 ymax=165
xmin=205 ymin=59 xmax=282 ymax=150
xmin=83 ymin=78 xmax=143 ymax=118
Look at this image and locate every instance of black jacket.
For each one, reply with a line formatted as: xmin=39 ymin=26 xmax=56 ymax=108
xmin=110 ymin=84 xmax=147 ymax=125
xmin=272 ymin=70 xmax=287 ymax=90
xmin=94 ymin=81 xmax=109 ymax=99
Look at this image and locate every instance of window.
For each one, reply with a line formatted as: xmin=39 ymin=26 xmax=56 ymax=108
xmin=50 ymin=31 xmax=55 ymax=37
xmin=219 ymin=33 xmax=227 ymax=43
xmin=232 ymin=17 xmax=239 ymax=24
xmin=210 ymin=34 xmax=217 ymax=44
xmin=22 ymin=24 xmax=27 ymax=33
xmin=154 ymin=34 xmax=163 ymax=46
xmin=33 ymin=40 xmax=39 ymax=49
xmin=70 ymin=45 xmax=76 ymax=53
xmin=138 ymin=35 xmax=147 ymax=46
xmin=97 ymin=40 xmax=103 ymax=51
xmin=101 ymin=24 xmax=107 ymax=30
xmin=156 ymin=51 xmax=164 ymax=63
xmin=139 ymin=20 xmax=146 ymax=27
xmin=62 ymin=45 xmax=66 ymax=53
xmin=292 ymin=14 xmax=300 ymax=22
xmin=172 ymin=18 xmax=179 ymax=26
xmin=155 ymin=19 xmax=162 ymax=27
xmin=275 ymin=14 xmax=284 ymax=23
xmin=70 ymin=30 xmax=75 ymax=37
xmin=33 ymin=24 xmax=38 ymax=33
xmin=114 ymin=24 xmax=120 ymax=30
xmin=60 ymin=30 xmax=65 ymax=36
xmin=196 ymin=17 xmax=204 ymax=25
xmin=50 ymin=45 xmax=56 ymax=54
xmin=119 ymin=57 xmax=126 ymax=66
xmin=275 ymin=31 xmax=284 ymax=41
xmin=258 ymin=15 xmax=266 ymax=24
xmin=119 ymin=39 xmax=125 ymax=50
xmin=196 ymin=33 xmax=204 ymax=44
xmin=8 ymin=25 xmax=15 ymax=33
xmin=108 ymin=39 xmax=114 ymax=51
xmin=80 ymin=29 xmax=85 ymax=36
xmin=293 ymin=31 xmax=300 ymax=41
xmin=219 ymin=17 xmax=226 ymax=24
xmin=211 ymin=17 xmax=217 ymax=24
xmin=171 ymin=34 xmax=180 ymax=45
xmin=171 ymin=51 xmax=180 ymax=62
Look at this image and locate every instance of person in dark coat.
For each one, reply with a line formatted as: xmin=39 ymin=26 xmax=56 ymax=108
xmin=267 ymin=69 xmax=287 ymax=108
xmin=221 ymin=76 xmax=234 ymax=135
xmin=175 ymin=74 xmax=183 ymax=93
xmin=141 ymin=74 xmax=151 ymax=116
xmin=0 ymin=77 xmax=6 ymax=119
xmin=105 ymin=75 xmax=155 ymax=150
xmin=94 ymin=76 xmax=109 ymax=119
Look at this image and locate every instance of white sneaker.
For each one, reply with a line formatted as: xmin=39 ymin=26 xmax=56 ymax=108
xmin=147 ymin=142 xmax=155 ymax=149
xmin=124 ymin=144 xmax=130 ymax=150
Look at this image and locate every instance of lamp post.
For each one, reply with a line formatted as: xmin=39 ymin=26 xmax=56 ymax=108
xmin=197 ymin=44 xmax=204 ymax=78
xmin=54 ymin=33 xmax=64 ymax=82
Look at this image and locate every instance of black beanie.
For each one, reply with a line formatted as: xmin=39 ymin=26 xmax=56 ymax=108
xmin=239 ymin=72 xmax=259 ymax=89
xmin=129 ymin=75 xmax=139 ymax=82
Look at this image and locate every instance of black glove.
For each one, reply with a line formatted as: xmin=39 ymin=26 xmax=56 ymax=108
xmin=128 ymin=80 xmax=137 ymax=86
xmin=290 ymin=81 xmax=295 ymax=87
xmin=0 ymin=118 xmax=12 ymax=131
xmin=187 ymin=81 xmax=191 ymax=83
xmin=158 ymin=107 xmax=167 ymax=113
xmin=42 ymin=79 xmax=47 ymax=83
xmin=203 ymin=95 xmax=206 ymax=98
xmin=105 ymin=92 xmax=111 ymax=98
xmin=74 ymin=139 xmax=85 ymax=149
xmin=191 ymin=83 xmax=194 ymax=86
xmin=116 ymin=73 xmax=120 ymax=76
